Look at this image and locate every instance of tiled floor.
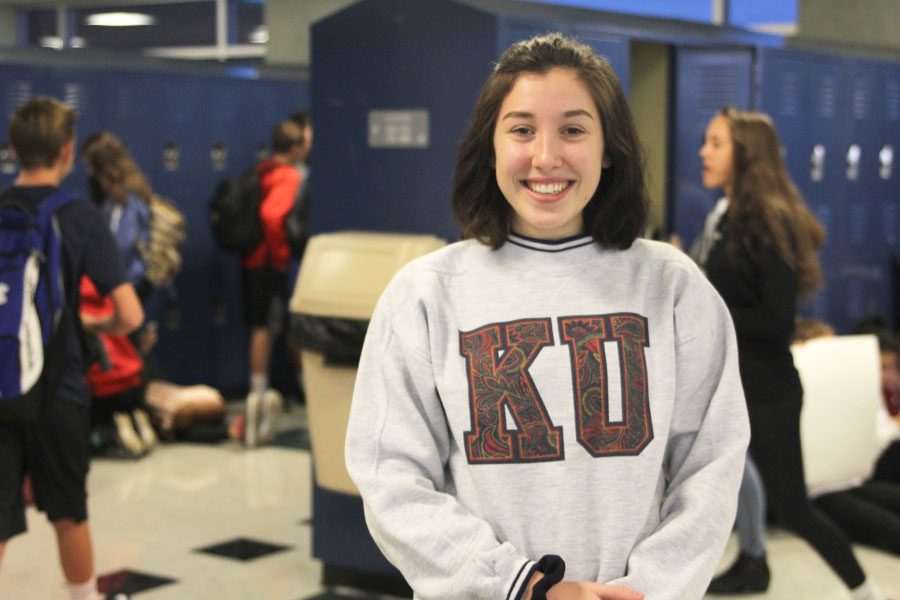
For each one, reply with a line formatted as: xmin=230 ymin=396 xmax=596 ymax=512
xmin=1 ymin=404 xmax=898 ymax=599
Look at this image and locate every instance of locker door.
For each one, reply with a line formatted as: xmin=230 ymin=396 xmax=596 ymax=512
xmin=844 ymin=60 xmax=887 ymax=327
xmin=1 ymin=64 xmax=52 ymax=189
xmin=756 ymin=48 xmax=838 ymax=324
xmin=875 ymin=61 xmax=900 ymax=329
xmin=669 ymin=46 xmax=753 ymax=245
xmin=156 ymin=72 xmax=219 ymax=386
xmin=45 ymin=67 xmax=104 ymax=198
xmin=208 ymin=76 xmax=257 ymax=392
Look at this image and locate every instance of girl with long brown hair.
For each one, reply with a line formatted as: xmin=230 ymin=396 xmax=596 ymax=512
xmin=81 ymin=131 xmax=154 ymax=299
xmin=701 ymin=107 xmax=888 ymax=599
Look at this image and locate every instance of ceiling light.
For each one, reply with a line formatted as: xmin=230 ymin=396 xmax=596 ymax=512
xmin=86 ymin=12 xmax=156 ymax=27
xmin=69 ymin=37 xmax=86 ymax=48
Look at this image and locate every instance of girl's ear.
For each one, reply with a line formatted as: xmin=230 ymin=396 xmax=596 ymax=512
xmin=601 ymin=154 xmax=612 ymax=169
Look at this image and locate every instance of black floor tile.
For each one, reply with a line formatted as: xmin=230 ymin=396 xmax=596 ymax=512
xmin=97 ymin=569 xmax=176 ymax=595
xmin=195 ymin=537 xmax=291 ymax=561
xmin=322 ymin=564 xmax=413 ymax=597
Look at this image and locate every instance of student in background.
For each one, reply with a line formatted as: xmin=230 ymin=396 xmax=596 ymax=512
xmin=0 ymin=97 xmax=143 ymax=600
xmin=346 ymin=34 xmax=749 ymax=600
xmin=240 ymin=120 xmax=305 ymax=446
xmin=81 ymin=132 xmax=154 ymax=303
xmin=700 ymin=106 xmax=888 ymax=599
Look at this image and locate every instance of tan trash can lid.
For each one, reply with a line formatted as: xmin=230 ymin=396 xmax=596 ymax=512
xmin=289 ymin=231 xmax=446 ymax=320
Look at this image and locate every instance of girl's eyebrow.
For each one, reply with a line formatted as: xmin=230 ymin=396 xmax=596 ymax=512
xmin=500 ymin=109 xmax=595 ymax=121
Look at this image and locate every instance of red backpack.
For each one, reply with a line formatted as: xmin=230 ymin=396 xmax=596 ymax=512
xmin=80 ymin=277 xmax=143 ymax=397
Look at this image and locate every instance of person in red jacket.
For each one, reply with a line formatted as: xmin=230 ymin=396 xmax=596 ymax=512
xmin=240 ymin=120 xmax=305 ymax=447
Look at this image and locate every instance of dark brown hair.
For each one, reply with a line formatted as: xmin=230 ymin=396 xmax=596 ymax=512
xmin=9 ymin=96 xmax=75 ymax=169
xmin=272 ymin=120 xmax=304 ymax=154
xmin=452 ymin=33 xmax=648 ymax=249
xmin=81 ymin=131 xmax=153 ymax=204
xmin=720 ymin=106 xmax=825 ymax=298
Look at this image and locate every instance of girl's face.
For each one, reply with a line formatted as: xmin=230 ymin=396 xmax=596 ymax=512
xmin=493 ymin=67 xmax=605 ymax=240
xmin=700 ymin=115 xmax=735 ymax=193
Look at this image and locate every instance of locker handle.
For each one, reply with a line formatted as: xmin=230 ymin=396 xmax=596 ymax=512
xmin=811 ymin=144 xmax=825 ymax=182
xmin=0 ymin=142 xmax=16 ymax=175
xmin=211 ymin=142 xmax=227 ymax=171
xmin=163 ymin=141 xmax=180 ymax=172
xmin=846 ymin=144 xmax=861 ymax=181
xmin=880 ymin=145 xmax=894 ymax=180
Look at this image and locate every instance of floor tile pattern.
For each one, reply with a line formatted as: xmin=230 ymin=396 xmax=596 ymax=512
xmin=1 ymin=405 xmax=897 ymax=599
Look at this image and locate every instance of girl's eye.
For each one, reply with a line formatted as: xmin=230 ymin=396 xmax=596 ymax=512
xmin=563 ymin=126 xmax=586 ymax=135
xmin=511 ymin=126 xmax=533 ymax=136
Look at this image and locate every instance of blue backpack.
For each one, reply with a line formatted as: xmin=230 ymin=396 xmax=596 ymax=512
xmin=0 ymin=190 xmax=74 ymax=424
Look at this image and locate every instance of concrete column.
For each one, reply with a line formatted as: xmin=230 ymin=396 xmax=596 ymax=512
xmin=798 ymin=0 xmax=899 ymax=50
xmin=265 ymin=0 xmax=358 ymax=67
xmin=0 ymin=8 xmax=15 ymax=46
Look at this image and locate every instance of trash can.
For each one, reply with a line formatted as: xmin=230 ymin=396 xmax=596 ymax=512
xmin=289 ymin=231 xmax=445 ymax=590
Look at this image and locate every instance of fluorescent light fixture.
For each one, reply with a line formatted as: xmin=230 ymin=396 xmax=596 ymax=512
xmin=69 ymin=37 xmax=86 ymax=48
xmin=86 ymin=12 xmax=156 ymax=27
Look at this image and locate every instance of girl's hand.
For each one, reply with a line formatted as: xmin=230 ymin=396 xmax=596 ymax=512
xmin=548 ymin=581 xmax=644 ymax=600
xmin=524 ymin=572 xmax=643 ymax=600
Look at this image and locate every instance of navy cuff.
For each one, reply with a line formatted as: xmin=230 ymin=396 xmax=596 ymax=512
xmin=521 ymin=555 xmax=566 ymax=600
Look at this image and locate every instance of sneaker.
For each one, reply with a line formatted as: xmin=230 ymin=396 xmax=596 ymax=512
xmin=112 ymin=412 xmax=145 ymax=457
xmin=707 ymin=553 xmax=770 ymax=594
xmin=257 ymin=388 xmax=283 ymax=444
xmin=132 ymin=409 xmax=158 ymax=451
xmin=244 ymin=392 xmax=262 ymax=448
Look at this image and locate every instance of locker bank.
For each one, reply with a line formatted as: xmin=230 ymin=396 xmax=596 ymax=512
xmin=0 ymin=1 xmax=898 ymax=598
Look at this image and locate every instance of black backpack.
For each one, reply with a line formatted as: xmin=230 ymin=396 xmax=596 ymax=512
xmin=285 ymin=170 xmax=310 ymax=258
xmin=209 ymin=170 xmax=263 ymax=255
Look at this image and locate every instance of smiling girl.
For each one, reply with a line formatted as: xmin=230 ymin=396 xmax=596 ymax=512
xmin=346 ymin=34 xmax=749 ymax=600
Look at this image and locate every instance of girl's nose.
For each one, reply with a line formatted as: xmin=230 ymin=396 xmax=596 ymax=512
xmin=533 ymin=133 xmax=562 ymax=170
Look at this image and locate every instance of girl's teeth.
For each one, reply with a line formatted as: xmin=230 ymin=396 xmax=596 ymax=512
xmin=530 ymin=181 xmax=567 ymax=195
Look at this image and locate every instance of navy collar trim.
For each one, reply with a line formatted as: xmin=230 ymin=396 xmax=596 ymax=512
xmin=507 ymin=232 xmax=594 ymax=253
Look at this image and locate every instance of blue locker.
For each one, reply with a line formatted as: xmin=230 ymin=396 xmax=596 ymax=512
xmin=669 ymin=46 xmax=753 ymax=245
xmin=875 ymin=60 xmax=900 ymax=329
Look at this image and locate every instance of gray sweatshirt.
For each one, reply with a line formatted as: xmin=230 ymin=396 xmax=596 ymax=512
xmin=345 ymin=234 xmax=749 ymax=600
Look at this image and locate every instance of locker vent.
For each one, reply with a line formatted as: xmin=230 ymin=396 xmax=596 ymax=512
xmin=847 ymin=281 xmax=863 ymax=323
xmin=776 ymin=71 xmax=800 ymax=117
xmin=164 ymin=86 xmax=194 ymax=124
xmin=814 ymin=205 xmax=831 ymax=237
xmin=886 ymin=79 xmax=900 ymax=121
xmin=115 ymin=86 xmax=139 ymax=121
xmin=848 ymin=203 xmax=866 ymax=244
xmin=852 ymin=78 xmax=872 ymax=121
xmin=6 ymin=81 xmax=32 ymax=120
xmin=63 ymin=83 xmax=86 ymax=113
xmin=696 ymin=65 xmax=744 ymax=112
xmin=815 ymin=74 xmax=838 ymax=119
xmin=885 ymin=203 xmax=897 ymax=243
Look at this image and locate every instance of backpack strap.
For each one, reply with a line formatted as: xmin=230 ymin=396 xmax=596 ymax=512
xmin=38 ymin=189 xmax=77 ymax=222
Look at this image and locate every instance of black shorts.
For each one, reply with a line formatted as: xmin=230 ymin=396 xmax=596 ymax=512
xmin=0 ymin=398 xmax=90 ymax=540
xmin=241 ymin=267 xmax=287 ymax=330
